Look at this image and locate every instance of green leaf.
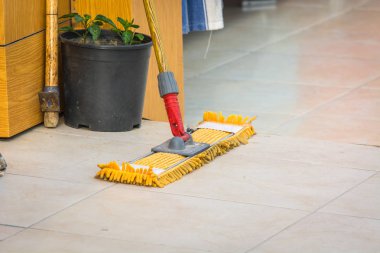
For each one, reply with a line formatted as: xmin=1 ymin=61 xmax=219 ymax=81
xmin=95 ymin=14 xmax=117 ymax=29
xmin=84 ymin=14 xmax=91 ymax=21
xmin=59 ymin=26 xmax=74 ymax=32
xmin=130 ymin=24 xmax=139 ymax=29
xmin=93 ymin=21 xmax=103 ymax=26
xmin=83 ymin=14 xmax=91 ymax=27
xmin=59 ymin=13 xmax=78 ymax=19
xmin=121 ymin=30 xmax=133 ymax=44
xmin=73 ymin=14 xmax=84 ymax=23
xmin=88 ymin=24 xmax=101 ymax=41
xmin=117 ymin=17 xmax=130 ymax=31
xmin=111 ymin=28 xmax=119 ymax=33
xmin=135 ymin=33 xmax=144 ymax=41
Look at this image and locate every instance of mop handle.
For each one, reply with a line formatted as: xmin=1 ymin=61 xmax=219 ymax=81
xmin=142 ymin=0 xmax=168 ymax=73
xmin=142 ymin=0 xmax=190 ymax=141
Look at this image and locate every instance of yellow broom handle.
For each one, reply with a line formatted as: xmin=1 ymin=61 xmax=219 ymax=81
xmin=143 ymin=0 xmax=168 ymax=73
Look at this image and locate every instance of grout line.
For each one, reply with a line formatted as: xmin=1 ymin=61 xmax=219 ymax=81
xmin=271 ymin=71 xmax=380 ymax=132
xmin=244 ymin=171 xmax=377 ymax=253
xmin=0 ymin=224 xmax=27 ymax=229
xmin=140 ymin=189 xmax=309 ymax=213
xmin=268 ymin=72 xmax=380 ymax=133
xmin=27 ymin=183 xmax=116 ymax=228
xmin=184 ymin=75 xmax=378 ymax=89
xmin=226 ymin=150 xmax=380 ymax=172
xmin=5 ymin=172 xmax=102 ymax=185
xmin=1 ymin=184 xmax=116 ymax=242
xmin=249 ymin=50 xmax=380 ymax=63
xmin=24 ymin=227 xmax=213 ymax=253
xmin=2 ymin=183 xmax=116 ymax=241
xmin=318 ymin=211 xmax=380 ymax=222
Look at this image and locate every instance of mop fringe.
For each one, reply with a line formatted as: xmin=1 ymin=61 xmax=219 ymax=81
xmin=95 ymin=112 xmax=256 ymax=187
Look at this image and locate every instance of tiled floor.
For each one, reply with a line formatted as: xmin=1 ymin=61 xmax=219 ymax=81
xmin=1 ymin=0 xmax=380 ymax=252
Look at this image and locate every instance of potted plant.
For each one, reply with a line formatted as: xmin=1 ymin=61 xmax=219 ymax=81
xmin=59 ymin=13 xmax=152 ymax=131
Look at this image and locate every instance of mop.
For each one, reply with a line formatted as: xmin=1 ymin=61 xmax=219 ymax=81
xmin=95 ymin=0 xmax=256 ymax=187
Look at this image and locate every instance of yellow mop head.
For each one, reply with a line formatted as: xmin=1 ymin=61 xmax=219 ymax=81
xmin=95 ymin=112 xmax=256 ymax=187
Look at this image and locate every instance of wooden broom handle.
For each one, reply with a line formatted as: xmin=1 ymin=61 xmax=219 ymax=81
xmin=46 ymin=0 xmax=59 ymax=87
xmin=43 ymin=0 xmax=59 ymax=128
xmin=143 ymin=0 xmax=168 ymax=73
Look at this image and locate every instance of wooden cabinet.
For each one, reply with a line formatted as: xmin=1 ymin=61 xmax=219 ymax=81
xmin=0 ymin=0 xmax=70 ymax=137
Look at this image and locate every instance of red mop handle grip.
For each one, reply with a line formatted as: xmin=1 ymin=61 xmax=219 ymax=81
xmin=163 ymin=93 xmax=190 ymax=141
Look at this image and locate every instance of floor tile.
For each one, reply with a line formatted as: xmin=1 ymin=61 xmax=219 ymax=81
xmin=155 ymin=156 xmax=373 ymax=211
xmin=0 ymin=225 xmax=23 ymax=241
xmin=34 ymin=187 xmax=307 ymax=253
xmin=185 ymin=110 xmax=292 ymax=134
xmin=1 ymin=120 xmax=174 ymax=183
xmin=237 ymin=135 xmax=380 ymax=171
xmin=34 ymin=118 xmax=173 ymax=146
xmin=0 ymin=128 xmax=102 ymax=173
xmin=200 ymin=52 xmax=380 ymax=87
xmin=261 ymin=29 xmax=380 ymax=60
xmin=320 ymin=173 xmax=380 ymax=219
xmin=185 ymin=78 xmax=347 ymax=115
xmin=311 ymin=88 xmax=380 ymax=121
xmin=224 ymin=5 xmax=333 ymax=30
xmin=184 ymin=26 xmax=291 ymax=54
xmin=315 ymin=10 xmax=380 ymax=34
xmin=0 ymin=229 xmax=207 ymax=253
xmin=0 ymin=174 xmax=106 ymax=227
xmin=249 ymin=212 xmax=380 ymax=253
xmin=184 ymin=49 xmax=248 ymax=79
xmin=364 ymin=78 xmax=380 ymax=89
xmin=278 ymin=0 xmax=361 ymax=10
xmin=357 ymin=0 xmax=380 ymax=11
xmin=272 ymin=113 xmax=380 ymax=146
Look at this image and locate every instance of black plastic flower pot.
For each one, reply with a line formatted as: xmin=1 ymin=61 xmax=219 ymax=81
xmin=60 ymin=31 xmax=152 ymax=132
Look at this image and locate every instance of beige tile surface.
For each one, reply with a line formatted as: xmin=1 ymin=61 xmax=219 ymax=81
xmin=208 ymin=26 xmax=291 ymax=52
xmin=357 ymin=0 xmax=380 ymax=11
xmin=320 ymin=173 xmax=380 ymax=219
xmin=311 ymin=88 xmax=380 ymax=121
xmin=279 ymin=0 xmax=362 ymax=10
xmin=261 ymin=29 xmax=380 ymax=60
xmin=0 ymin=229 xmax=208 ymax=253
xmin=183 ymin=49 xmax=248 ymax=79
xmin=0 ymin=225 xmax=23 ymax=241
xmin=238 ymin=135 xmax=380 ymax=171
xmin=200 ymin=52 xmax=380 ymax=87
xmin=33 ymin=187 xmax=307 ymax=253
xmin=272 ymin=87 xmax=380 ymax=145
xmin=0 ymin=128 xmax=101 ymax=173
xmin=315 ymin=10 xmax=380 ymax=34
xmin=249 ymin=213 xmax=380 ymax=253
xmin=155 ymin=156 xmax=374 ymax=211
xmin=224 ymin=4 xmax=336 ymax=30
xmin=364 ymin=78 xmax=380 ymax=89
xmin=34 ymin=119 xmax=173 ymax=146
xmin=185 ymin=110 xmax=292 ymax=134
xmin=0 ymin=174 xmax=107 ymax=227
xmin=185 ymin=78 xmax=348 ymax=115
xmin=2 ymin=120 xmax=171 ymax=183
xmin=272 ymin=114 xmax=380 ymax=146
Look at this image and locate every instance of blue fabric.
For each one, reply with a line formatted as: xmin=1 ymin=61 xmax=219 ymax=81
xmin=182 ymin=0 xmax=207 ymax=34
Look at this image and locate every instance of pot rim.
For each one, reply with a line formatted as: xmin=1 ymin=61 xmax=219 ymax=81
xmin=60 ymin=30 xmax=153 ymax=50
